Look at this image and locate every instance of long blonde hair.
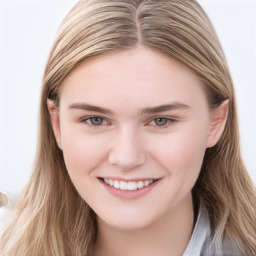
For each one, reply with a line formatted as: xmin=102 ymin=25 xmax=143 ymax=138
xmin=1 ymin=0 xmax=255 ymax=255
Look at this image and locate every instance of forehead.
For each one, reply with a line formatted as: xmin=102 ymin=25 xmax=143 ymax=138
xmin=59 ymin=46 xmax=207 ymax=111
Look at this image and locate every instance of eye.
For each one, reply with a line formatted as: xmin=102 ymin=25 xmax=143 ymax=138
xmin=83 ymin=116 xmax=107 ymax=126
xmin=147 ymin=117 xmax=176 ymax=127
xmin=154 ymin=117 xmax=169 ymax=126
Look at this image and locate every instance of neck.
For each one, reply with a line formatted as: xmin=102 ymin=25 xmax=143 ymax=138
xmin=93 ymin=193 xmax=194 ymax=256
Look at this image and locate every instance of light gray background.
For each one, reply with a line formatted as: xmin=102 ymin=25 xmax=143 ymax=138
xmin=0 ymin=0 xmax=255 ymax=202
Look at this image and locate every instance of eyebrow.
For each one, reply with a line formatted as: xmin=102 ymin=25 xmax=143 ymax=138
xmin=69 ymin=103 xmax=114 ymax=115
xmin=69 ymin=102 xmax=190 ymax=115
xmin=141 ymin=102 xmax=190 ymax=114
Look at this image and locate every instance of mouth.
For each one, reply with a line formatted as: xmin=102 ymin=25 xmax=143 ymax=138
xmin=99 ymin=178 xmax=159 ymax=191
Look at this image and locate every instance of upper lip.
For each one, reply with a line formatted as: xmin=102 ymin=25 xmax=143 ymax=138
xmin=99 ymin=177 xmax=160 ymax=182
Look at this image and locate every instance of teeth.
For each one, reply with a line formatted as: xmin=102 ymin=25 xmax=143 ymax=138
xmin=144 ymin=180 xmax=150 ymax=186
xmin=109 ymin=179 xmax=114 ymax=186
xmin=103 ymin=179 xmax=155 ymax=191
xmin=137 ymin=181 xmax=144 ymax=189
xmin=120 ymin=181 xmax=128 ymax=190
xmin=128 ymin=181 xmax=137 ymax=190
xmin=114 ymin=180 xmax=119 ymax=189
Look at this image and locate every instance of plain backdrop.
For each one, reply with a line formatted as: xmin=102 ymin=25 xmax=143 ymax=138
xmin=0 ymin=0 xmax=255 ymax=202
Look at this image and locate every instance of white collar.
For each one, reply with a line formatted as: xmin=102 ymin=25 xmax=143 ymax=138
xmin=182 ymin=205 xmax=210 ymax=256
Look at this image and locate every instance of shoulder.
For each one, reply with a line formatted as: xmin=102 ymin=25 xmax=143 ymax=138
xmin=201 ymin=236 xmax=242 ymax=256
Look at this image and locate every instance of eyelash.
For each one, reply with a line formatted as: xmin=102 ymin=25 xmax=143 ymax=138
xmin=79 ymin=116 xmax=177 ymax=128
xmin=147 ymin=117 xmax=177 ymax=128
xmin=80 ymin=116 xmax=109 ymax=127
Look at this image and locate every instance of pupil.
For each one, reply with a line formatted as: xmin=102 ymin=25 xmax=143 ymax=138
xmin=155 ymin=118 xmax=167 ymax=126
xmin=91 ymin=117 xmax=103 ymax=125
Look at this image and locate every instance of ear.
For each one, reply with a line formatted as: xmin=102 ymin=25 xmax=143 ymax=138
xmin=207 ymin=100 xmax=229 ymax=148
xmin=47 ymin=99 xmax=62 ymax=149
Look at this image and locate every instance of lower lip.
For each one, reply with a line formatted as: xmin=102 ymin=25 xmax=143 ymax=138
xmin=99 ymin=179 xmax=161 ymax=199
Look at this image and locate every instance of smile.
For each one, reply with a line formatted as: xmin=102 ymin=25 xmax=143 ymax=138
xmin=102 ymin=178 xmax=157 ymax=191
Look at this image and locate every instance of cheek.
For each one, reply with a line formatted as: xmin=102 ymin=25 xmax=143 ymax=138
xmin=175 ymin=132 xmax=206 ymax=166
xmin=60 ymin=126 xmax=107 ymax=177
xmin=150 ymin=125 xmax=208 ymax=177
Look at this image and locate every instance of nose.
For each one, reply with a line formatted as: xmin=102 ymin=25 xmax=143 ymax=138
xmin=108 ymin=127 xmax=146 ymax=170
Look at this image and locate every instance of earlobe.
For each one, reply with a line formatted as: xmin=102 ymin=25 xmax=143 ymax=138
xmin=47 ymin=99 xmax=62 ymax=149
xmin=207 ymin=100 xmax=229 ymax=148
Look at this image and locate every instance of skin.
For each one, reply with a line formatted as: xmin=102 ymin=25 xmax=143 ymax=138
xmin=48 ymin=46 xmax=228 ymax=256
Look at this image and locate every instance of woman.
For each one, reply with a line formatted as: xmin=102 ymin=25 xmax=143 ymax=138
xmin=1 ymin=0 xmax=255 ymax=255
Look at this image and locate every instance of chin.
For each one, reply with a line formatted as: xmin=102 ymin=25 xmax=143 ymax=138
xmin=106 ymin=218 xmax=155 ymax=231
xmin=97 ymin=207 xmax=163 ymax=231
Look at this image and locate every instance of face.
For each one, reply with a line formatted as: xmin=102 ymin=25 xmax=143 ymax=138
xmin=49 ymin=46 xmax=225 ymax=231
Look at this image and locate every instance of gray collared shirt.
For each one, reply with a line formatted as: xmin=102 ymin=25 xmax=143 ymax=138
xmin=183 ymin=206 xmax=242 ymax=256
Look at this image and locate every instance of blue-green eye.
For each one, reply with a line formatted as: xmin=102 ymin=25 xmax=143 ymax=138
xmin=154 ymin=117 xmax=169 ymax=126
xmin=87 ymin=117 xmax=104 ymax=125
